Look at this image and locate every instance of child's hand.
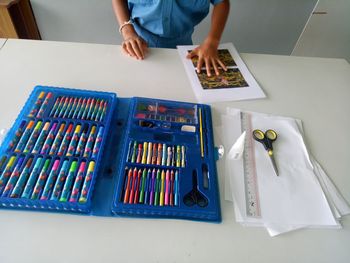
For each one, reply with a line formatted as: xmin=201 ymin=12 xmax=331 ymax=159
xmin=186 ymin=39 xmax=227 ymax=77
xmin=121 ymin=25 xmax=148 ymax=60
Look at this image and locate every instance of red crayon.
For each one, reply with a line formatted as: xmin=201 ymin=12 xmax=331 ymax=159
xmin=123 ymin=168 xmax=133 ymax=203
xmin=128 ymin=168 xmax=138 ymax=204
xmin=134 ymin=169 xmax=142 ymax=204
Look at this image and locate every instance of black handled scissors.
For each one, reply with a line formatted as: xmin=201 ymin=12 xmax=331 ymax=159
xmin=183 ymin=170 xmax=208 ymax=207
xmin=252 ymin=129 xmax=279 ymax=176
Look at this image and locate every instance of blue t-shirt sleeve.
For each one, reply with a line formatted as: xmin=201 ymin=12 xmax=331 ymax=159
xmin=211 ymin=0 xmax=224 ymax=5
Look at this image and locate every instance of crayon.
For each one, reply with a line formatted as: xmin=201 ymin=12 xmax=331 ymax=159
xmin=40 ymin=159 xmax=60 ymax=200
xmin=7 ymin=120 xmax=26 ymax=151
xmin=99 ymin=101 xmax=108 ymax=122
xmin=10 ymin=158 xmax=34 ymax=198
xmin=156 ymin=143 xmax=162 ymax=165
xmin=176 ymin=146 xmax=181 ymax=167
xmin=3 ymin=157 xmax=30 ymax=197
xmin=146 ymin=142 xmax=152 ymax=164
xmin=134 ymin=168 xmax=142 ymax=204
xmin=75 ymin=124 xmax=88 ymax=156
xmin=28 ymin=91 xmax=45 ymax=117
xmin=174 ymin=171 xmax=179 ymax=206
xmin=72 ymin=98 xmax=83 ymax=119
xmin=170 ymin=170 xmax=174 ymax=206
xmin=23 ymin=121 xmax=42 ymax=153
xmin=136 ymin=143 xmax=142 ymax=163
xmin=67 ymin=97 xmax=78 ymax=119
xmin=154 ymin=169 xmax=160 ymax=206
xmin=159 ymin=170 xmax=165 ymax=206
xmin=144 ymin=169 xmax=151 ymax=204
xmin=149 ymin=168 xmax=156 ymax=205
xmin=151 ymin=143 xmax=157 ymax=165
xmin=0 ymin=157 xmax=24 ymax=195
xmin=164 ymin=170 xmax=170 ymax=205
xmin=161 ymin=144 xmax=167 ymax=166
xmin=82 ymin=98 xmax=92 ymax=120
xmin=141 ymin=142 xmax=148 ymax=164
xmin=21 ymin=157 xmax=43 ymax=198
xmin=128 ymin=167 xmax=138 ymax=204
xmin=86 ymin=98 xmax=96 ymax=120
xmin=37 ymin=92 xmax=53 ymax=118
xmin=83 ymin=125 xmax=96 ymax=158
xmin=181 ymin=146 xmax=186 ymax=168
xmin=58 ymin=97 xmax=70 ymax=118
xmin=57 ymin=123 xmax=73 ymax=156
xmin=49 ymin=123 xmax=66 ymax=155
xmin=166 ymin=147 xmax=172 ymax=166
xmin=50 ymin=160 xmax=70 ymax=201
xmin=76 ymin=98 xmax=86 ymax=119
xmin=95 ymin=100 xmax=104 ymax=121
xmin=32 ymin=122 xmax=50 ymax=154
xmin=0 ymin=156 xmax=16 ymax=191
xmin=49 ymin=96 xmax=61 ymax=117
xmin=90 ymin=99 xmax=100 ymax=120
xmin=91 ymin=126 xmax=104 ymax=159
xmin=126 ymin=141 xmax=133 ymax=162
xmin=60 ymin=161 xmax=78 ymax=202
xmin=123 ymin=168 xmax=133 ymax=203
xmin=69 ymin=161 xmax=86 ymax=202
xmin=14 ymin=121 xmax=35 ymax=153
xmin=172 ymin=146 xmax=176 ymax=166
xmin=40 ymin=122 xmax=58 ymax=154
xmin=0 ymin=156 xmax=7 ymax=172
xmin=139 ymin=168 xmax=147 ymax=203
xmin=62 ymin=97 xmax=74 ymax=118
xmin=79 ymin=161 xmax=95 ymax=203
xmin=66 ymin=124 xmax=81 ymax=157
xmin=53 ymin=97 xmax=66 ymax=117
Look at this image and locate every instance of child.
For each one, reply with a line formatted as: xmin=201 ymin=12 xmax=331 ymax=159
xmin=112 ymin=0 xmax=230 ymax=76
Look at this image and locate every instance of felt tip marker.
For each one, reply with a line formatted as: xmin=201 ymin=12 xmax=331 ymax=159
xmin=60 ymin=161 xmax=78 ymax=202
xmin=21 ymin=157 xmax=43 ymax=198
xmin=79 ymin=161 xmax=95 ymax=203
xmin=69 ymin=161 xmax=87 ymax=202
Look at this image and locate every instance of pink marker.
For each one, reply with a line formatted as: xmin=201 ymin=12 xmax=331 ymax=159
xmin=164 ymin=170 xmax=170 ymax=205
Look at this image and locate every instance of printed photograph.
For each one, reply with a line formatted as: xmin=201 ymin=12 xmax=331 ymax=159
xmin=190 ymin=49 xmax=237 ymax=68
xmin=197 ymin=68 xmax=249 ymax=90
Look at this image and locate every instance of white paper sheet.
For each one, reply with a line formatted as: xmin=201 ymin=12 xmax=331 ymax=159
xmin=177 ymin=43 xmax=266 ymax=103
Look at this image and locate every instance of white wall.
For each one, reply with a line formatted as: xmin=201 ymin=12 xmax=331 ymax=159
xmin=30 ymin=0 xmax=317 ymax=55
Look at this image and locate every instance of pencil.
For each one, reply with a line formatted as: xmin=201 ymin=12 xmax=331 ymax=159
xmin=199 ymin=107 xmax=204 ymax=158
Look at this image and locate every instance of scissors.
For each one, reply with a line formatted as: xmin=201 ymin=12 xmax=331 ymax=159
xmin=183 ymin=170 xmax=208 ymax=207
xmin=252 ymin=129 xmax=279 ymax=176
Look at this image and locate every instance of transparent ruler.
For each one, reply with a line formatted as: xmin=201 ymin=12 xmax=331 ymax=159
xmin=241 ymin=112 xmax=261 ymax=218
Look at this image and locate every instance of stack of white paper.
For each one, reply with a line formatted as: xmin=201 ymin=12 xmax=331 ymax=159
xmin=218 ymin=108 xmax=350 ymax=236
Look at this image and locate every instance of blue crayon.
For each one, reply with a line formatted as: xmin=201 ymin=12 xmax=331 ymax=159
xmin=32 ymin=122 xmax=50 ymax=154
xmin=49 ymin=96 xmax=61 ymax=117
xmin=49 ymin=123 xmax=65 ymax=155
xmin=91 ymin=126 xmax=104 ymax=159
xmin=21 ymin=157 xmax=43 ymax=198
xmin=7 ymin=158 xmax=34 ymax=198
xmin=50 ymin=160 xmax=70 ymax=201
xmin=62 ymin=97 xmax=74 ymax=118
xmin=161 ymin=143 xmax=167 ymax=166
xmin=72 ymin=98 xmax=83 ymax=119
xmin=86 ymin=98 xmax=96 ymax=120
xmin=0 ymin=157 xmax=24 ymax=195
xmin=39 ymin=159 xmax=60 ymax=200
xmin=67 ymin=97 xmax=78 ymax=119
xmin=75 ymin=124 xmax=88 ymax=156
xmin=79 ymin=161 xmax=95 ymax=203
xmin=30 ymin=158 xmax=51 ymax=199
xmin=59 ymin=161 xmax=78 ymax=202
xmin=77 ymin=98 xmax=88 ymax=119
xmin=14 ymin=121 xmax=35 ymax=153
xmin=69 ymin=161 xmax=86 ymax=202
xmin=23 ymin=121 xmax=42 ymax=153
xmin=53 ymin=97 xmax=67 ymax=118
xmin=174 ymin=170 xmax=179 ymax=206
xmin=57 ymin=123 xmax=73 ymax=156
xmin=40 ymin=122 xmax=58 ymax=154
xmin=66 ymin=125 xmax=81 ymax=156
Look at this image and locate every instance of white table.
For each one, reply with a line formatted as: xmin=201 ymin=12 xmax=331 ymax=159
xmin=0 ymin=39 xmax=349 ymax=263
xmin=0 ymin=38 xmax=7 ymax=50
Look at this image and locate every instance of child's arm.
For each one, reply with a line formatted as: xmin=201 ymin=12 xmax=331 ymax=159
xmin=112 ymin=0 xmax=147 ymax=60
xmin=187 ymin=0 xmax=230 ymax=76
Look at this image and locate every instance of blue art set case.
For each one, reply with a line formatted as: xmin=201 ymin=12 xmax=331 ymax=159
xmin=0 ymin=86 xmax=221 ymax=222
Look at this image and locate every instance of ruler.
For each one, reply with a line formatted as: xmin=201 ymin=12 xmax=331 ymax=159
xmin=241 ymin=112 xmax=261 ymax=218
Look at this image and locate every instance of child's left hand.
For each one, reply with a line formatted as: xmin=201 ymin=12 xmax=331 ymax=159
xmin=186 ymin=38 xmax=227 ymax=77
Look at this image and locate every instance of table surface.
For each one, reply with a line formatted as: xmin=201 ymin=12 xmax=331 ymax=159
xmin=0 ymin=38 xmax=7 ymax=50
xmin=0 ymin=39 xmax=349 ymax=263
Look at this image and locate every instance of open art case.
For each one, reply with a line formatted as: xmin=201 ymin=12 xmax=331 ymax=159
xmin=0 ymin=86 xmax=221 ymax=222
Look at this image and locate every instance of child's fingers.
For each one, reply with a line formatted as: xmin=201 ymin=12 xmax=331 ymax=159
xmin=205 ymin=59 xmax=212 ymax=77
xmin=217 ymin=59 xmax=227 ymax=71
xmin=196 ymin=57 xmax=204 ymax=73
xmin=130 ymin=41 xmax=143 ymax=59
xmin=125 ymin=42 xmax=137 ymax=58
xmin=211 ymin=59 xmax=220 ymax=76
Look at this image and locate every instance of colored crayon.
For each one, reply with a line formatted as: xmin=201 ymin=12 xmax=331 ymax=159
xmin=28 ymin=91 xmax=45 ymax=117
xmin=136 ymin=143 xmax=142 ymax=163
xmin=72 ymin=98 xmax=83 ymax=119
xmin=57 ymin=123 xmax=73 ymax=156
xmin=10 ymin=158 xmax=34 ymax=198
xmin=69 ymin=161 xmax=86 ymax=202
xmin=62 ymin=97 xmax=74 ymax=118
xmin=67 ymin=97 xmax=78 ymax=118
xmin=32 ymin=122 xmax=50 ymax=154
xmin=50 ymin=160 xmax=70 ymax=201
xmin=144 ymin=169 xmax=151 ymax=204
xmin=128 ymin=167 xmax=138 ymax=204
xmin=31 ymin=158 xmax=51 ymax=199
xmin=176 ymin=146 xmax=181 ymax=167
xmin=75 ymin=124 xmax=88 ymax=156
xmin=99 ymin=101 xmax=108 ymax=122
xmin=146 ymin=142 xmax=152 ymax=164
xmin=0 ymin=157 xmax=24 ymax=195
xmin=181 ymin=146 xmax=186 ymax=168
xmin=0 ymin=156 xmax=16 ymax=191
xmin=49 ymin=96 xmax=61 ymax=117
xmin=95 ymin=100 xmax=104 ymax=121
xmin=14 ymin=121 xmax=35 ymax=153
xmin=123 ymin=168 xmax=133 ymax=203
xmin=0 ymin=156 xmax=7 ymax=172
xmin=90 ymin=99 xmax=100 ymax=120
xmin=7 ymin=120 xmax=26 ymax=151
xmin=40 ymin=122 xmax=58 ymax=154
xmin=172 ymin=146 xmax=176 ymax=166
xmin=126 ymin=141 xmax=133 ymax=162
xmin=77 ymin=98 xmax=88 ymax=119
xmin=83 ymin=125 xmax=96 ymax=158
xmin=23 ymin=121 xmax=42 ymax=153
xmin=37 ymin=92 xmax=53 ymax=118
xmin=149 ymin=168 xmax=156 ymax=205
xmin=164 ymin=170 xmax=170 ymax=205
xmin=58 ymin=97 xmax=70 ymax=118
xmin=21 ymin=157 xmax=43 ymax=198
xmin=139 ymin=168 xmax=147 ymax=203
xmin=159 ymin=170 xmax=165 ymax=206
xmin=49 ymin=123 xmax=66 ymax=155
xmin=151 ymin=143 xmax=157 ymax=165
xmin=79 ymin=161 xmax=95 ymax=203
xmin=154 ymin=169 xmax=161 ymax=206
xmin=170 ymin=170 xmax=174 ymax=206
xmin=59 ymin=161 xmax=78 ymax=202
xmin=91 ymin=126 xmax=104 ymax=159
xmin=174 ymin=170 xmax=179 ymax=206
xmin=40 ymin=159 xmax=60 ymax=200
xmin=82 ymin=98 xmax=92 ymax=120
xmin=141 ymin=142 xmax=148 ymax=164
xmin=156 ymin=143 xmax=162 ymax=165
xmin=53 ymin=97 xmax=66 ymax=117
xmin=166 ymin=146 xmax=172 ymax=166
xmin=161 ymin=144 xmax=167 ymax=166
xmin=134 ymin=168 xmax=142 ymax=204
xmin=66 ymin=124 xmax=81 ymax=157
xmin=86 ymin=98 xmax=96 ymax=120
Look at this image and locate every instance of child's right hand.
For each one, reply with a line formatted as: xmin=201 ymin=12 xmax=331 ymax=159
xmin=121 ymin=25 xmax=148 ymax=60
